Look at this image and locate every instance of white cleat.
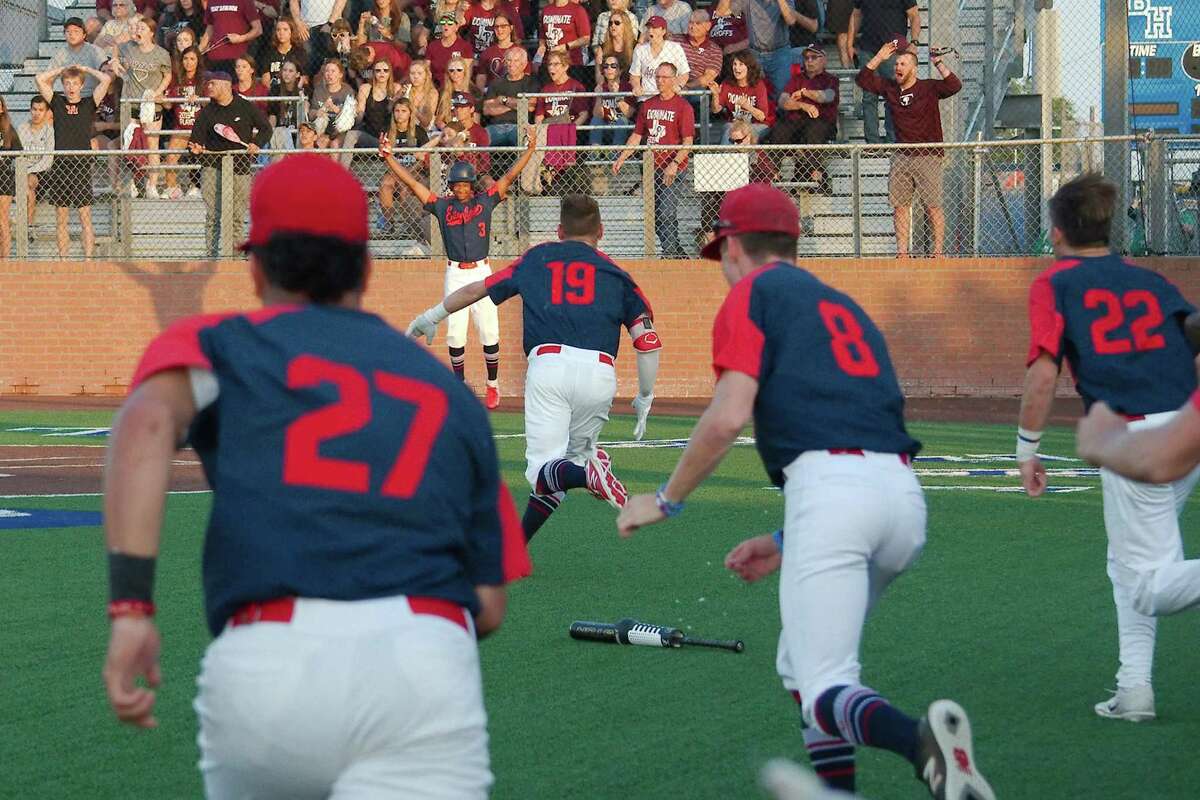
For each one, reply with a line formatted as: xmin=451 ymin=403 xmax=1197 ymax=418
xmin=916 ymin=699 xmax=995 ymax=800
xmin=585 ymin=448 xmax=628 ymax=509
xmin=760 ymin=759 xmax=856 ymax=799
xmin=1094 ymin=686 xmax=1155 ymax=722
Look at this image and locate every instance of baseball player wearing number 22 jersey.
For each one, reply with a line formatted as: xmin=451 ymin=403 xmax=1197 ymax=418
xmin=1018 ymin=173 xmax=1200 ymax=724
xmin=101 ymin=155 xmax=531 ymax=799
xmin=409 ymin=194 xmax=662 ymax=541
xmin=617 ymin=184 xmax=994 ymax=800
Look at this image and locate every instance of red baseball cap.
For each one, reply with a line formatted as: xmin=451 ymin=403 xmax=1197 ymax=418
xmin=700 ymin=183 xmax=800 ymax=261
xmin=240 ymin=153 xmax=369 ymax=250
xmin=646 ymin=15 xmax=668 ymax=28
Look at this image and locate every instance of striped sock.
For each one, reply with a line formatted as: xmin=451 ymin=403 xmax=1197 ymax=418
xmin=792 ymin=691 xmax=856 ymax=791
xmin=522 ymin=491 xmax=564 ymax=541
xmin=814 ymin=685 xmax=918 ymax=764
xmin=535 ymin=459 xmax=588 ymax=495
xmin=483 ymin=343 xmax=500 ymax=383
xmin=448 ymin=346 xmax=466 ymax=380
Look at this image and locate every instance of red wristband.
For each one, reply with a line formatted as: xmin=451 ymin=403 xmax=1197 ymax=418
xmin=108 ymin=600 xmax=156 ymax=619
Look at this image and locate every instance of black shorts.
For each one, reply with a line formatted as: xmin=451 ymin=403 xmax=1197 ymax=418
xmin=47 ymin=156 xmax=95 ymax=209
xmin=826 ymin=0 xmax=853 ymax=34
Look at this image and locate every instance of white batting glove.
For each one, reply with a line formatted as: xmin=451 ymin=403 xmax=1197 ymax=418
xmin=406 ymin=303 xmax=449 ymax=345
xmin=632 ymin=393 xmax=653 ymax=440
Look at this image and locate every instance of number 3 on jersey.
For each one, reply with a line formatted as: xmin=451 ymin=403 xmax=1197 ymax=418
xmin=283 ymin=354 xmax=448 ymax=498
xmin=818 ymin=300 xmax=880 ymax=377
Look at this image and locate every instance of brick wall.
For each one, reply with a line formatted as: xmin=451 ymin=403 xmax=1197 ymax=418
xmin=2 ymin=258 xmax=1197 ymax=397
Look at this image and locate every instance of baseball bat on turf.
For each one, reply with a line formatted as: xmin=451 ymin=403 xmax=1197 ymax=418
xmin=569 ymin=619 xmax=744 ymax=653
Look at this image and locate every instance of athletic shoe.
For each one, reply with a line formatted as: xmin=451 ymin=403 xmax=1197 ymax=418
xmin=586 ymin=448 xmax=628 ymax=509
xmin=915 ymin=699 xmax=994 ymax=800
xmin=1094 ymin=686 xmax=1155 ymax=722
xmin=485 ymin=386 xmax=500 ymax=410
xmin=185 ymin=187 xmax=201 ymax=199
xmin=760 ymin=759 xmax=854 ymax=799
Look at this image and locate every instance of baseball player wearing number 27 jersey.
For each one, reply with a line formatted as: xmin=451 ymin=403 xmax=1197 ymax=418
xmin=410 ymin=194 xmax=662 ymax=542
xmin=617 ymin=184 xmax=994 ymax=800
xmin=101 ymin=155 xmax=531 ymax=799
xmin=1018 ymin=173 xmax=1200 ymax=724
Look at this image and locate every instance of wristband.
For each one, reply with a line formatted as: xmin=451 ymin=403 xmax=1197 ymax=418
xmin=426 ymin=302 xmax=450 ymax=325
xmin=108 ymin=600 xmax=156 ymax=619
xmin=771 ymin=528 xmax=783 ymax=551
xmin=108 ymin=551 xmax=157 ymax=604
xmin=1016 ymin=426 xmax=1042 ymax=463
xmin=655 ymin=483 xmax=685 ymax=518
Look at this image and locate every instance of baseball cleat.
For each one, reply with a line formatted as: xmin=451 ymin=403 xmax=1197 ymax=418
xmin=586 ymin=449 xmax=628 ymax=509
xmin=1094 ymin=686 xmax=1155 ymax=722
xmin=915 ymin=700 xmax=994 ymax=800
xmin=485 ymin=386 xmax=500 ymax=410
xmin=760 ymin=759 xmax=855 ymax=799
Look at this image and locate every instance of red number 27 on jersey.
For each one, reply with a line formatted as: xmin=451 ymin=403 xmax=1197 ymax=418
xmin=283 ymin=354 xmax=448 ymax=498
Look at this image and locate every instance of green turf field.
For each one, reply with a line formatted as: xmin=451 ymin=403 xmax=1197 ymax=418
xmin=2 ymin=409 xmax=1198 ymax=799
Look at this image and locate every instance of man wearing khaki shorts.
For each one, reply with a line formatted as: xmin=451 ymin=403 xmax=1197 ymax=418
xmin=856 ymin=37 xmax=961 ymax=257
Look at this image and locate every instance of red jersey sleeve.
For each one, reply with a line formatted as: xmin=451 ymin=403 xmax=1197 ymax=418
xmin=497 ymin=480 xmax=532 ymax=582
xmin=711 ymin=275 xmax=764 ymax=379
xmin=1191 ymin=389 xmax=1200 ymax=414
xmin=130 ymin=312 xmax=234 ymax=390
xmin=1026 ymin=271 xmax=1065 ymax=366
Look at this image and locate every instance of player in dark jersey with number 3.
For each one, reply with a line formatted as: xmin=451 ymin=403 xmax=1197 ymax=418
xmin=1018 ymin=173 xmax=1200 ymax=724
xmin=409 ymin=194 xmax=662 ymax=542
xmin=101 ymin=154 xmax=531 ymax=798
xmin=616 ymin=184 xmax=994 ymax=800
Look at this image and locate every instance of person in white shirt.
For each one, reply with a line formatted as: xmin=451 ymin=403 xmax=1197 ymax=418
xmin=16 ymin=96 xmax=55 ymax=232
xmin=629 ymin=15 xmax=688 ymax=99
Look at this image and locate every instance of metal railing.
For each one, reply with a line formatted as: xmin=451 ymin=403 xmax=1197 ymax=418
xmin=514 ymin=89 xmax=715 ymax=144
xmin=2 ymin=133 xmax=1195 ymax=261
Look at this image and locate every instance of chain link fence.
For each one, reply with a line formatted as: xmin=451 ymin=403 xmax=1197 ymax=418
xmin=3 ymin=133 xmax=1198 ymax=260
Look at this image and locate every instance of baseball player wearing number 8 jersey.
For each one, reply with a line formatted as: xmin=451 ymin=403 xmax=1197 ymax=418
xmin=617 ymin=184 xmax=994 ymax=800
xmin=379 ymin=131 xmax=538 ymax=409
xmin=409 ymin=194 xmax=662 ymax=541
xmin=101 ymin=155 xmax=531 ymax=799
xmin=1018 ymin=173 xmax=1200 ymax=723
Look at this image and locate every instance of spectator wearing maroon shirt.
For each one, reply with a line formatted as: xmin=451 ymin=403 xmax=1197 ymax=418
xmin=463 ymin=0 xmax=523 ymax=55
xmin=678 ymin=9 xmax=722 ymax=141
xmin=533 ymin=52 xmax=589 ymax=128
xmin=612 ymin=62 xmax=694 ymax=258
xmin=535 ymin=0 xmax=591 ymax=80
xmin=769 ymin=43 xmax=837 ymax=188
xmin=200 ymin=0 xmax=262 ymax=73
xmin=477 ymin=12 xmax=524 ymax=87
xmin=857 ymin=40 xmax=960 ymax=257
xmin=349 ymin=40 xmax=412 ymax=80
xmin=589 ymin=55 xmax=635 ymax=146
xmin=707 ymin=49 xmax=772 ymax=143
xmin=708 ymin=0 xmax=748 ymax=63
xmin=426 ymin=13 xmax=475 ymax=84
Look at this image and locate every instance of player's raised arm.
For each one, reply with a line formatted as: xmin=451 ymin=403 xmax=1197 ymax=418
xmin=494 ymin=126 xmax=539 ymax=200
xmin=407 ymin=279 xmax=491 ymax=343
xmin=378 ymin=136 xmax=436 ymax=205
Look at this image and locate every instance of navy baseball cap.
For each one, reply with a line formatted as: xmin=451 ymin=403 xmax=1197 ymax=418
xmin=241 ymin=154 xmax=369 ymax=250
xmin=204 ymin=70 xmax=233 ymax=83
xmin=701 ymin=184 xmax=801 ymax=261
xmin=64 ymin=16 xmax=86 ymax=30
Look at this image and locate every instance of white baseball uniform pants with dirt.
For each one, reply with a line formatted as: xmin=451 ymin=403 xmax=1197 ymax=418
xmin=444 ymin=260 xmax=500 ymax=349
xmin=1100 ymin=410 xmax=1200 ymax=690
xmin=522 ymin=343 xmax=617 ymax=487
xmin=774 ymin=450 xmax=927 ymax=727
xmin=194 ymin=595 xmax=492 ymax=799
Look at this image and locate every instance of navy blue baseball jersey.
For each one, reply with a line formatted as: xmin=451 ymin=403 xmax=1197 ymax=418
xmin=131 ymin=305 xmax=531 ymax=636
xmin=424 ymin=185 xmax=504 ymax=263
xmin=482 ymin=240 xmax=654 ymax=357
xmin=712 ymin=262 xmax=920 ymax=486
xmin=1027 ymin=254 xmax=1197 ymax=414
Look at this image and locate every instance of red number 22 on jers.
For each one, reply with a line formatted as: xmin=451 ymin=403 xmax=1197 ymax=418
xmin=1085 ymin=289 xmax=1167 ymax=355
xmin=283 ymin=354 xmax=448 ymax=497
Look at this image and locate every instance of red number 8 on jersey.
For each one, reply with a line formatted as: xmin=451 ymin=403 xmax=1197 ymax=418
xmin=818 ymin=300 xmax=881 ymax=377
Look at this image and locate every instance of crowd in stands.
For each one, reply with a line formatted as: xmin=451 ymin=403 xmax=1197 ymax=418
xmin=2 ymin=0 xmax=971 ymax=257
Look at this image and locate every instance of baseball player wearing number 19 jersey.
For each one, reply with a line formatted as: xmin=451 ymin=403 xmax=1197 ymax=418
xmin=380 ymin=132 xmax=538 ymax=409
xmin=101 ymin=155 xmax=531 ymax=799
xmin=617 ymin=184 xmax=994 ymax=800
xmin=1018 ymin=173 xmax=1200 ymax=723
xmin=410 ymin=194 xmax=662 ymax=541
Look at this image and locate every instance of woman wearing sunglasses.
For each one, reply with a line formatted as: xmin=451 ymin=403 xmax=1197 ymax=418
xmin=591 ymin=0 xmax=638 ymax=85
xmin=589 ymin=57 xmax=634 ymax=146
xmin=341 ymin=59 xmax=401 ymax=166
xmin=436 ymin=54 xmax=483 ymax=127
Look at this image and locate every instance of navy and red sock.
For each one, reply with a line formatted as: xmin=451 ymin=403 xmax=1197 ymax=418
xmin=814 ymin=684 xmax=918 ymax=764
xmin=793 ymin=691 xmax=856 ymax=792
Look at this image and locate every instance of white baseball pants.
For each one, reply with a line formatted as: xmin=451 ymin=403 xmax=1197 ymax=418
xmin=444 ymin=260 xmax=500 ymax=350
xmin=195 ymin=595 xmax=492 ymax=799
xmin=774 ymin=450 xmax=927 ymax=727
xmin=522 ymin=343 xmax=617 ymax=488
xmin=1100 ymin=410 xmax=1200 ymax=690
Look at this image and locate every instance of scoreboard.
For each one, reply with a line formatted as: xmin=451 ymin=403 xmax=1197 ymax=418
xmin=1108 ymin=0 xmax=1200 ymax=134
